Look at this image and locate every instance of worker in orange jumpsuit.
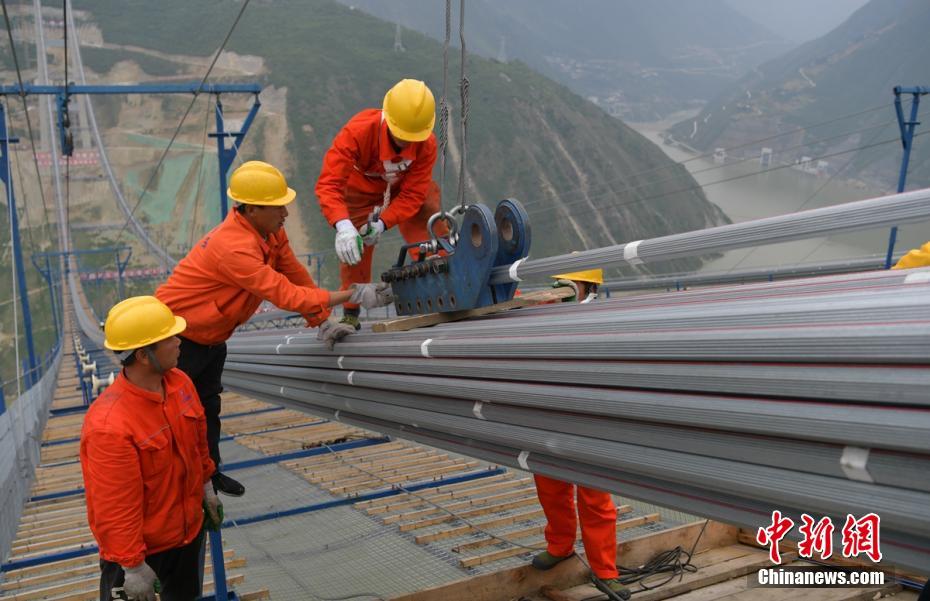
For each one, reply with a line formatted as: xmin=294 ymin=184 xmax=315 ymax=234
xmin=81 ymin=296 xmax=222 ymax=601
xmin=532 ymin=269 xmax=629 ymax=599
xmin=316 ymin=78 xmax=447 ymax=330
xmin=157 ymin=161 xmax=393 ymax=497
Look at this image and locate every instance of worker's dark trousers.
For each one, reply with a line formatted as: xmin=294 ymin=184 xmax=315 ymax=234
xmin=99 ymin=528 xmax=204 ymax=601
xmin=176 ymin=337 xmax=227 ymax=467
xmin=918 ymin=579 xmax=929 ymax=601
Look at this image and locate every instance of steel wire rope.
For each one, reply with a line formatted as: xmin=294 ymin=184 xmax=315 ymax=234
xmin=1 ymin=0 xmax=55 ymax=244
xmin=724 ymin=112 xmax=905 ymax=276
xmin=114 ymin=0 xmax=252 ymax=248
xmin=437 ymin=0 xmax=451 ymax=208
xmin=186 ymin=97 xmax=214 ymax=253
xmin=455 ymin=0 xmax=469 ymax=213
xmin=4 ymin=101 xmax=22 ymax=396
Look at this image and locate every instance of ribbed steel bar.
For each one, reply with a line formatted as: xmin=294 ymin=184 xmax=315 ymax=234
xmin=222 ymin=365 xmax=930 ymax=490
xmin=224 ymin=354 xmax=930 ymax=406
xmin=603 ymin=254 xmax=902 ymax=292
xmin=223 ymin=375 xmax=930 ymax=573
xmin=222 ymin=361 xmax=930 ymax=451
xmin=489 ymin=187 xmax=930 ymax=283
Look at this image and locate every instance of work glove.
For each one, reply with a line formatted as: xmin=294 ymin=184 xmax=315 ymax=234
xmin=121 ymin=561 xmax=157 ymax=601
xmin=552 ymin=279 xmax=579 ymax=303
xmin=349 ymin=283 xmax=395 ymax=309
xmin=360 ymin=219 xmax=385 ymax=247
xmin=317 ymin=316 xmax=357 ymax=350
xmin=203 ymin=482 xmax=224 ymax=531
xmin=335 ymin=219 xmax=363 ymax=265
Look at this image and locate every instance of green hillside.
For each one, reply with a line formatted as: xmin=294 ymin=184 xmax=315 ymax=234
xmin=668 ymin=0 xmax=930 ymax=190
xmin=72 ymin=0 xmax=727 ymax=284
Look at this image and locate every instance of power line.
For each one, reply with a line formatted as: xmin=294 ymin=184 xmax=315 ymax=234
xmin=115 ymin=0 xmax=252 ymax=246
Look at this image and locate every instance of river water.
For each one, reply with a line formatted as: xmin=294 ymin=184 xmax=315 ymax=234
xmin=630 ymin=115 xmax=930 ymax=273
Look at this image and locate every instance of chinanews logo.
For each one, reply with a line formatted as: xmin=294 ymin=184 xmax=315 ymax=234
xmin=753 ymin=511 xmax=886 ymax=588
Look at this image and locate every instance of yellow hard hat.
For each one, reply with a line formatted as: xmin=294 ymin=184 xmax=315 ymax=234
xmin=551 ymin=269 xmax=604 ymax=285
xmin=104 ymin=296 xmax=186 ymax=351
xmin=227 ymin=160 xmax=296 ymax=206
xmin=893 ymin=241 xmax=930 ymax=270
xmin=383 ymin=79 xmax=436 ymax=142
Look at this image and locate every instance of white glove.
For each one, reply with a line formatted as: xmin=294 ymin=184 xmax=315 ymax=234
xmin=335 ymin=219 xmax=362 ymax=265
xmin=349 ymin=283 xmax=395 ymax=309
xmin=203 ymin=482 xmax=223 ymax=530
xmin=121 ymin=561 xmax=157 ymax=601
xmin=317 ymin=316 xmax=357 ymax=350
xmin=360 ymin=219 xmax=385 ymax=247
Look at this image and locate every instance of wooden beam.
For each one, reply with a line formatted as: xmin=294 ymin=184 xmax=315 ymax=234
xmin=372 ymin=288 xmax=575 ymax=333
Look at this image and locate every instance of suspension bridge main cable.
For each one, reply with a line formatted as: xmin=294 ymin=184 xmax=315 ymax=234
xmin=114 ymin=0 xmax=253 ymax=248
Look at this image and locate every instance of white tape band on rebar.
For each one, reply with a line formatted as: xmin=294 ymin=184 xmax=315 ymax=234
xmin=904 ymin=271 xmax=930 ymax=284
xmin=279 ymin=386 xmax=285 ymax=395
xmin=472 ymin=401 xmax=485 ymax=420
xmin=347 ymin=371 xmax=355 ymax=386
xmin=509 ymin=257 xmax=527 ymax=282
xmin=337 ymin=356 xmax=345 ymax=369
xmin=517 ymin=450 xmax=530 ymax=470
xmin=623 ymin=240 xmax=644 ymax=266
xmin=286 ymin=336 xmax=295 ymax=344
xmin=334 ymin=410 xmax=340 ymax=421
xmin=275 ymin=344 xmax=282 ymax=354
xmin=840 ymin=446 xmax=874 ymax=483
xmin=421 ymin=339 xmax=433 ymax=358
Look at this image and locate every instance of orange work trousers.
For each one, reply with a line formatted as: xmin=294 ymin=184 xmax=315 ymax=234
xmin=340 ymin=180 xmax=448 ymax=311
xmin=534 ymin=474 xmax=619 ymax=579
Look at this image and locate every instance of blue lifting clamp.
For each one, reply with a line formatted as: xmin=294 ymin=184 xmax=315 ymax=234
xmin=381 ymin=199 xmax=531 ymax=315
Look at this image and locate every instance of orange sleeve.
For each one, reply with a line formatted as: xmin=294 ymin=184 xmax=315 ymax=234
xmin=276 ymin=238 xmax=316 ymax=288
xmin=315 ymin=123 xmax=361 ymax=226
xmin=82 ymin=429 xmax=147 ymax=566
xmin=380 ymin=136 xmax=437 ymax=229
xmin=215 ymin=245 xmax=332 ymax=325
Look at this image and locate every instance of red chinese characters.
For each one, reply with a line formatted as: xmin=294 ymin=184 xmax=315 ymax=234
xmin=798 ymin=514 xmax=835 ymax=560
xmin=842 ymin=513 xmax=882 ymax=562
xmin=756 ymin=511 xmax=794 ymax=564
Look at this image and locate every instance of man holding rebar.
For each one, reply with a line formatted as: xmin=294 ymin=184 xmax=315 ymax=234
xmin=156 ymin=160 xmax=393 ymax=497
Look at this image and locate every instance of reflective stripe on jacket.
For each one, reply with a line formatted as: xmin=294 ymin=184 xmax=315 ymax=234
xmin=156 ymin=211 xmax=331 ymax=345
xmin=315 ymin=108 xmax=437 ymax=229
xmin=80 ymin=369 xmax=214 ymax=566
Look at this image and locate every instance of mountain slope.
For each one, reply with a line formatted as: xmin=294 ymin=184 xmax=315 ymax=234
xmin=73 ymin=0 xmax=728 ymax=280
xmin=336 ymin=0 xmax=789 ymax=121
xmin=668 ymin=0 xmax=930 ymax=189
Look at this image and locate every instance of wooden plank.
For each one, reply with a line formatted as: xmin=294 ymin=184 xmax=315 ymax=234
xmin=415 ymin=509 xmax=546 ymax=544
xmin=399 ymin=496 xmax=539 ymax=532
xmin=372 ymin=288 xmax=575 ymax=333
xmin=457 ymin=512 xmax=653 ymax=569
xmin=452 ymin=507 xmax=636 ymax=553
xmin=384 ymin=488 xmax=536 ymax=525
xmin=391 ymin=520 xmax=738 ymax=601
xmin=358 ymin=475 xmax=521 ymax=514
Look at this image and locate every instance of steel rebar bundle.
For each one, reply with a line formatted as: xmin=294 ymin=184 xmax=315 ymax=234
xmin=222 ymin=266 xmax=930 ymax=573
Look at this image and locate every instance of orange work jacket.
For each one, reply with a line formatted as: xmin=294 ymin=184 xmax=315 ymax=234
xmin=315 ymin=108 xmax=438 ymax=229
xmin=80 ymin=369 xmax=214 ymax=566
xmin=156 ymin=211 xmax=331 ymax=345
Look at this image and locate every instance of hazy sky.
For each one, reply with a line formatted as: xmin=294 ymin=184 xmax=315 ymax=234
xmin=727 ymin=0 xmax=872 ymax=43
